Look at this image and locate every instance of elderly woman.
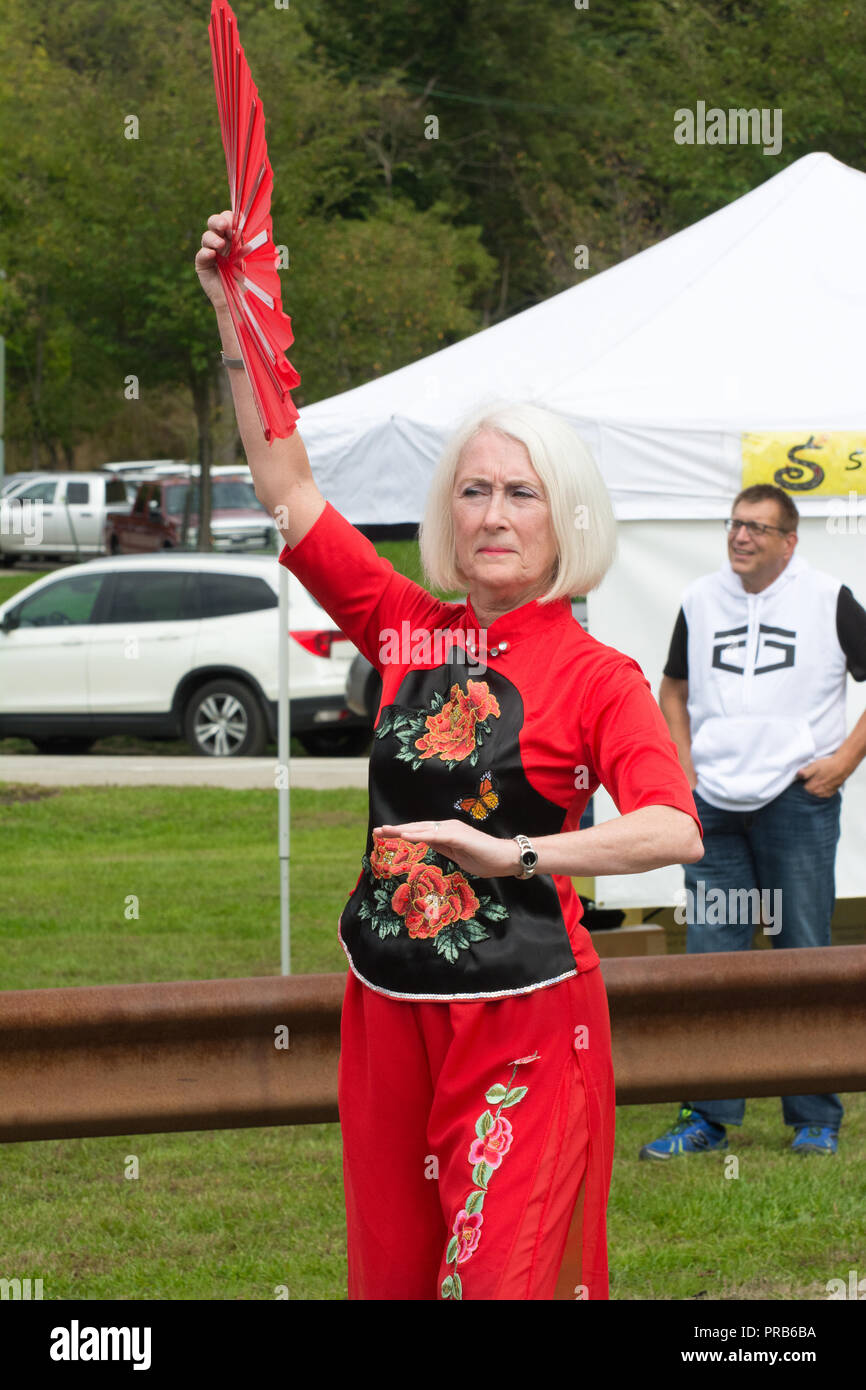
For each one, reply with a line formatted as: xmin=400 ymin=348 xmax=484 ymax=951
xmin=197 ymin=213 xmax=702 ymax=1301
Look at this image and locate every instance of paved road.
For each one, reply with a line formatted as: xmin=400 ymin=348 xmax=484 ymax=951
xmin=0 ymin=754 xmax=369 ymax=789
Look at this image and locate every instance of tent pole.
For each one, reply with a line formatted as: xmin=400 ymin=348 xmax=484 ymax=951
xmin=278 ymin=552 xmax=290 ymax=975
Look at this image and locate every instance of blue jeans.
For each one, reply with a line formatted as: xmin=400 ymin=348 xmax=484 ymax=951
xmin=684 ymin=779 xmax=843 ymax=1130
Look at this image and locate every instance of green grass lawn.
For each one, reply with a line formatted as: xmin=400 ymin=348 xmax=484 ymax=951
xmin=0 ymin=781 xmax=862 ymax=1300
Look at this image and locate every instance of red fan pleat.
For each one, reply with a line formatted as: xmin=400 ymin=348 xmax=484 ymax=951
xmin=208 ymin=0 xmax=300 ymax=441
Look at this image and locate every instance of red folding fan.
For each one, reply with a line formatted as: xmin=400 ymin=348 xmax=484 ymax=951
xmin=208 ymin=0 xmax=300 ymax=440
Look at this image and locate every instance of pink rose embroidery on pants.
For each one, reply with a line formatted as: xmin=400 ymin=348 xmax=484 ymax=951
xmin=440 ymin=1053 xmax=539 ymax=1301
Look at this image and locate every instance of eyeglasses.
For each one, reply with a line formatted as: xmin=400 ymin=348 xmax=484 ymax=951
xmin=725 ymin=518 xmax=792 ymax=538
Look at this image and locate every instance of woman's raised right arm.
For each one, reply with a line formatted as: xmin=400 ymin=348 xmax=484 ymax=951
xmin=195 ymin=210 xmax=325 ymax=548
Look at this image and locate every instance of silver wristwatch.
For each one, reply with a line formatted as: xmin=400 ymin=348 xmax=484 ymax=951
xmin=514 ymin=834 xmax=539 ymax=880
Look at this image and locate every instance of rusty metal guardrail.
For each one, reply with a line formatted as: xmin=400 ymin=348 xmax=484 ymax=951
xmin=1 ymin=945 xmax=864 ymax=1143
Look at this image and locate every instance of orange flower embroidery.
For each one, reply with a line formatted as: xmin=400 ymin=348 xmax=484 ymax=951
xmin=414 ymin=681 xmax=501 ymax=764
xmin=391 ymin=863 xmax=480 ymax=939
xmin=369 ymin=835 xmax=428 ymax=880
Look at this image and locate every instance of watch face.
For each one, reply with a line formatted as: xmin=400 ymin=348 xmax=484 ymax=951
xmin=521 ymin=848 xmax=538 ymax=869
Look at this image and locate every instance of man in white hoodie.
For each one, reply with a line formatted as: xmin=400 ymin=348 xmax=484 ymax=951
xmin=640 ymin=484 xmax=866 ymax=1160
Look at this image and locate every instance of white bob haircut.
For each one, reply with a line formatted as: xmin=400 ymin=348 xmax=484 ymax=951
xmin=419 ymin=401 xmax=617 ymax=603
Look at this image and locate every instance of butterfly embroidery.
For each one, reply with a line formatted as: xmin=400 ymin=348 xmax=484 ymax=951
xmin=454 ymin=771 xmax=500 ymax=822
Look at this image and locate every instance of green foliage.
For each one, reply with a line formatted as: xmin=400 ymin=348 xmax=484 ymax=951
xmin=2 ymin=0 xmax=866 ymax=469
xmin=0 ymin=0 xmax=494 ymax=466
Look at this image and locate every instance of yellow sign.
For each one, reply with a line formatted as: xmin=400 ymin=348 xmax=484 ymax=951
xmin=741 ymin=431 xmax=866 ymax=497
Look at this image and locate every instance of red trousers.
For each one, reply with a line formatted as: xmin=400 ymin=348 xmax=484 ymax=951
xmin=338 ymin=965 xmax=615 ymax=1300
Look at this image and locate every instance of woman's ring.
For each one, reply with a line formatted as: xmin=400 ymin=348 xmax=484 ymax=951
xmin=433 ymin=822 xmax=440 ymax=830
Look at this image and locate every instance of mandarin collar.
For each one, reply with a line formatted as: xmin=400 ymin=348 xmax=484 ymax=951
xmin=463 ymin=593 xmax=572 ymax=650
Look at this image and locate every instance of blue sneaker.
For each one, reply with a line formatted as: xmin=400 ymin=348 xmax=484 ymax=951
xmin=639 ymin=1106 xmax=728 ymax=1161
xmin=791 ymin=1125 xmax=838 ymax=1156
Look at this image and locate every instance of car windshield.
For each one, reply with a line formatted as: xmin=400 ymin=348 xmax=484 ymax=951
xmin=163 ymin=479 xmax=263 ymax=516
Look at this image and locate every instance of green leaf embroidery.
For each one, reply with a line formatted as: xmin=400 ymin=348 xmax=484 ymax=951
xmin=445 ymin=1237 xmax=459 ymax=1265
xmin=435 ymin=936 xmax=459 ymax=964
xmin=462 ymin=919 xmax=490 ymax=941
xmin=485 ymin=1083 xmax=507 ymax=1105
xmin=465 ymin=1190 xmax=485 ymax=1215
xmin=475 ymin=1109 xmax=494 ymax=1139
xmin=441 ymin=1275 xmax=455 ymax=1299
xmin=452 ymin=1272 xmax=463 ymax=1300
xmin=478 ymin=900 xmax=508 ymax=923
xmin=501 ymin=1086 xmax=529 ymax=1108
xmin=369 ymin=912 xmax=402 ymax=939
xmin=472 ymin=1160 xmax=491 ymax=1190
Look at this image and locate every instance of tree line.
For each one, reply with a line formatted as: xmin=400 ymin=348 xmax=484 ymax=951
xmin=1 ymin=0 xmax=863 ymax=479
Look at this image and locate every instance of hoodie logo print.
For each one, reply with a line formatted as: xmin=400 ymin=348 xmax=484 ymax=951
xmin=712 ymin=624 xmax=796 ymax=675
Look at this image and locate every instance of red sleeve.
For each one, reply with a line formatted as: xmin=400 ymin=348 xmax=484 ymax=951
xmin=579 ymin=653 xmax=703 ymax=834
xmin=278 ymin=503 xmax=453 ymax=671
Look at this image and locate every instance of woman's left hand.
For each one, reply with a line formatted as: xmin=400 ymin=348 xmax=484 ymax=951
xmin=373 ymin=820 xmax=520 ymax=879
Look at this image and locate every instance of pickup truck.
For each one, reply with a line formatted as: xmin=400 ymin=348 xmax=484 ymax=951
xmin=104 ymin=473 xmax=277 ymax=554
xmin=0 ymin=471 xmax=136 ymax=566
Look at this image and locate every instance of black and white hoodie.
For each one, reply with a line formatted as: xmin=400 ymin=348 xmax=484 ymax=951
xmin=664 ymin=554 xmax=866 ymax=812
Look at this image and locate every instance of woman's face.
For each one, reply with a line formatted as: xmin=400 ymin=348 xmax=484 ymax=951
xmin=451 ymin=430 xmax=558 ymax=611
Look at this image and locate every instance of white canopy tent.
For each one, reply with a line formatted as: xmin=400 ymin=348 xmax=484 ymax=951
xmin=295 ymin=151 xmax=866 ymax=906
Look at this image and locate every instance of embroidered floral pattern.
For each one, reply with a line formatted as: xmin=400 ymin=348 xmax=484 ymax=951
xmin=375 ymin=680 xmax=501 ymax=771
xmin=369 ymin=836 xmax=427 ymax=880
xmin=440 ymin=1054 xmax=538 ymax=1301
xmin=467 ymin=1114 xmax=513 ymax=1170
xmin=359 ymin=836 xmax=508 ymax=962
xmin=391 ymin=862 xmax=479 ymax=939
xmin=451 ymin=1208 xmax=484 ymax=1265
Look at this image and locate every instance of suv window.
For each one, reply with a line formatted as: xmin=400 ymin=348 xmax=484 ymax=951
xmin=14 ymin=572 xmax=105 ymax=627
xmin=105 ymin=571 xmax=198 ymax=623
xmin=199 ymin=572 xmax=278 ymax=618
xmin=66 ymin=481 xmax=90 ymax=504
xmin=105 ymin=479 xmax=128 ymax=503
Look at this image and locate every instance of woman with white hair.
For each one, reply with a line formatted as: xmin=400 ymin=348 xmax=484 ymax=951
xmin=197 ymin=213 xmax=703 ymax=1301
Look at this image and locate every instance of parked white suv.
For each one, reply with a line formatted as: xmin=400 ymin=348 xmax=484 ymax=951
xmin=0 ymin=553 xmax=371 ymax=756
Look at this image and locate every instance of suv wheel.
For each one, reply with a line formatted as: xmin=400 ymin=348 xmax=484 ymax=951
xmin=184 ymin=679 xmax=267 ymax=757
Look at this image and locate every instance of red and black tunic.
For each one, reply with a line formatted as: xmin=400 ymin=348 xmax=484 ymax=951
xmin=280 ymin=503 xmax=699 ymax=1002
